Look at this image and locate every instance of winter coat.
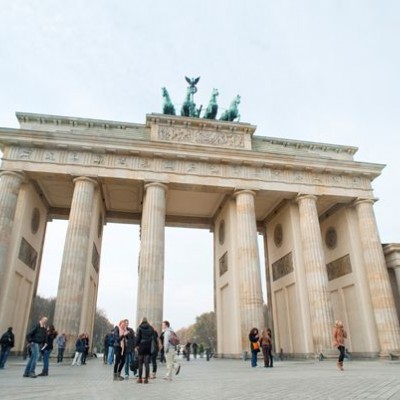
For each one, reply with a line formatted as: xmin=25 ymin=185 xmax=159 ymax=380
xmin=0 ymin=329 xmax=14 ymax=349
xmin=332 ymin=326 xmax=347 ymax=347
xmin=136 ymin=322 xmax=154 ymax=356
xmin=26 ymin=323 xmax=47 ymax=345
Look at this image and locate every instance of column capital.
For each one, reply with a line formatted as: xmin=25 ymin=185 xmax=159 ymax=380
xmin=72 ymin=176 xmax=99 ymax=187
xmin=233 ymin=189 xmax=256 ymax=199
xmin=0 ymin=170 xmax=26 ymax=182
xmin=144 ymin=182 xmax=168 ymax=192
xmin=353 ymin=197 xmax=377 ymax=207
xmin=295 ymin=193 xmax=318 ymax=204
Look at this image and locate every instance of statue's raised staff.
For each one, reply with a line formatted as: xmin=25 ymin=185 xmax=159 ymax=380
xmin=181 ymin=76 xmax=202 ymax=117
xmin=203 ymin=88 xmax=219 ymax=120
xmin=162 ymin=87 xmax=176 ymax=115
xmin=220 ymin=95 xmax=241 ymax=122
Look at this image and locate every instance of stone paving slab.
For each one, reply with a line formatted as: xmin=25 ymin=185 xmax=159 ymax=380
xmin=1 ymin=356 xmax=400 ymax=400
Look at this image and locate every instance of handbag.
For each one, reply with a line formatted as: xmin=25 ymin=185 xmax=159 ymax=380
xmin=252 ymin=342 xmax=260 ymax=352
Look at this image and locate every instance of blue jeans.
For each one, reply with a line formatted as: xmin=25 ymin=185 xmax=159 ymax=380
xmin=107 ymin=346 xmax=114 ymax=365
xmin=124 ymin=351 xmax=134 ymax=376
xmin=0 ymin=346 xmax=11 ymax=368
xmin=251 ymin=350 xmax=258 ymax=367
xmin=24 ymin=343 xmax=40 ymax=376
xmin=42 ymin=349 xmax=52 ymax=372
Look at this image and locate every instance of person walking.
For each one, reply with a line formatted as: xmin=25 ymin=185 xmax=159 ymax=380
xmin=123 ymin=319 xmax=136 ymax=379
xmin=38 ymin=324 xmax=58 ymax=376
xmin=260 ymin=328 xmax=271 ymax=368
xmin=56 ymin=333 xmax=67 ymax=363
xmin=71 ymin=333 xmax=85 ymax=366
xmin=0 ymin=327 xmax=15 ymax=369
xmin=112 ymin=320 xmax=128 ymax=381
xmin=249 ymin=327 xmax=260 ymax=368
xmin=162 ymin=320 xmax=181 ymax=381
xmin=23 ymin=316 xmax=48 ymax=378
xmin=136 ymin=317 xmax=155 ymax=384
xmin=332 ymin=320 xmax=347 ymax=371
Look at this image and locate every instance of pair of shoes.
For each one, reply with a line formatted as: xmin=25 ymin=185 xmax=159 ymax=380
xmin=144 ymin=378 xmax=149 ymax=384
xmin=137 ymin=377 xmax=143 ymax=383
xmin=37 ymin=372 xmax=48 ymax=377
xmin=175 ymin=364 xmax=181 ymax=375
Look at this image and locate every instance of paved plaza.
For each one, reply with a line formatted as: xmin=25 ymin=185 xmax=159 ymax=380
xmin=1 ymin=355 xmax=400 ymax=400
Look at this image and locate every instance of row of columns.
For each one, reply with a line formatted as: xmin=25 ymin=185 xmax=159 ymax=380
xmin=0 ymin=168 xmax=399 ymax=355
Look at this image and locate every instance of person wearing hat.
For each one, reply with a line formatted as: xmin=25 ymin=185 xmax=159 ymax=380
xmin=0 ymin=327 xmax=15 ymax=369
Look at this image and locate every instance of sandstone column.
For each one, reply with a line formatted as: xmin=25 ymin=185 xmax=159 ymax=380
xmin=0 ymin=171 xmax=25 ymax=315
xmin=296 ymin=194 xmax=333 ymax=355
xmin=234 ymin=190 xmax=264 ymax=348
xmin=136 ymin=182 xmax=167 ymax=331
xmin=54 ymin=177 xmax=98 ymax=348
xmin=354 ymin=198 xmax=400 ymax=354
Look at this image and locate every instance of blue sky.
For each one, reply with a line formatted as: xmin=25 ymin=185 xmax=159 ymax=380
xmin=1 ymin=1 xmax=399 ymax=328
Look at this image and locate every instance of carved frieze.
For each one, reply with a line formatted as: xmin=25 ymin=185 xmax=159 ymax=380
xmin=18 ymin=237 xmax=38 ymax=270
xmin=7 ymin=146 xmax=372 ymax=193
xmin=272 ymin=252 xmax=293 ymax=281
xmin=92 ymin=243 xmax=100 ymax=274
xmin=326 ymin=254 xmax=352 ymax=281
xmin=219 ymin=251 xmax=228 ymax=276
xmin=157 ymin=126 xmax=245 ymax=149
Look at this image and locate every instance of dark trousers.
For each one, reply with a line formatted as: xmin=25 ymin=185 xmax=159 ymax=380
xmin=57 ymin=348 xmax=65 ymax=363
xmin=113 ymin=347 xmax=126 ymax=374
xmin=338 ymin=345 xmax=345 ymax=363
xmin=138 ymin=354 xmax=150 ymax=378
xmin=151 ymin=352 xmax=158 ymax=373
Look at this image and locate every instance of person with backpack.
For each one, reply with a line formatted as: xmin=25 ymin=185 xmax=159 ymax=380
xmin=0 ymin=327 xmax=15 ymax=369
xmin=162 ymin=320 xmax=181 ymax=381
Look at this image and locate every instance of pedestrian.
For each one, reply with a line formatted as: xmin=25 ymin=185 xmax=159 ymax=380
xmin=38 ymin=324 xmax=58 ymax=376
xmin=23 ymin=316 xmax=48 ymax=378
xmin=0 ymin=327 xmax=15 ymax=369
xmin=192 ymin=342 xmax=198 ymax=359
xmin=103 ymin=332 xmax=109 ymax=364
xmin=150 ymin=327 xmax=159 ymax=379
xmin=332 ymin=320 xmax=347 ymax=371
xmin=249 ymin=327 xmax=260 ymax=368
xmin=260 ymin=328 xmax=272 ymax=368
xmin=266 ymin=328 xmax=273 ymax=367
xmin=107 ymin=328 xmax=115 ymax=365
xmin=56 ymin=333 xmax=67 ymax=363
xmin=112 ymin=320 xmax=128 ymax=381
xmin=72 ymin=333 xmax=85 ymax=366
xmin=81 ymin=333 xmax=89 ymax=365
xmin=185 ymin=341 xmax=191 ymax=361
xmin=123 ymin=319 xmax=136 ymax=379
xmin=159 ymin=330 xmax=166 ymax=363
xmin=136 ymin=317 xmax=155 ymax=384
xmin=162 ymin=320 xmax=181 ymax=381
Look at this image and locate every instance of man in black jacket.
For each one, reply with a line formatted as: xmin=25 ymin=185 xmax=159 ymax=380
xmin=0 ymin=327 xmax=15 ymax=369
xmin=123 ymin=319 xmax=136 ymax=379
xmin=23 ymin=316 xmax=48 ymax=378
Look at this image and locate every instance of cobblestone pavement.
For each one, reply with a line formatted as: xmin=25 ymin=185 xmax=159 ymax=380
xmin=1 ymin=356 xmax=400 ymax=400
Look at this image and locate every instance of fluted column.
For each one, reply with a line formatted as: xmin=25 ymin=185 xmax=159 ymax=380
xmin=234 ymin=190 xmax=264 ymax=349
xmin=296 ymin=194 xmax=333 ymax=354
xmin=136 ymin=182 xmax=167 ymax=331
xmin=54 ymin=177 xmax=98 ymax=348
xmin=354 ymin=198 xmax=400 ymax=354
xmin=0 ymin=171 xmax=25 ymax=313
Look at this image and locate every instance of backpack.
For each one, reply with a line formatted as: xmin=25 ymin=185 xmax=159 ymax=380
xmin=169 ymin=331 xmax=180 ymax=346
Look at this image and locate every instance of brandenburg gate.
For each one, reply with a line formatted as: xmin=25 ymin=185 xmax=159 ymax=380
xmin=0 ymin=111 xmax=400 ymax=358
